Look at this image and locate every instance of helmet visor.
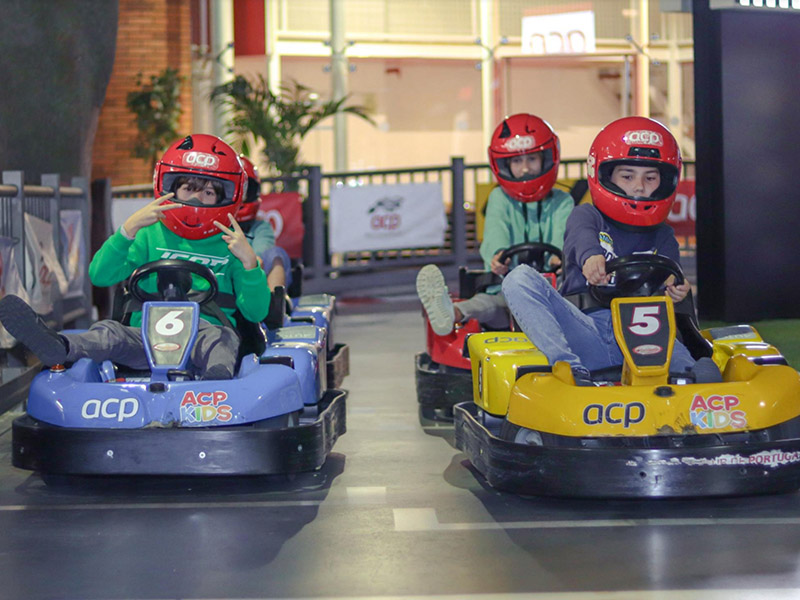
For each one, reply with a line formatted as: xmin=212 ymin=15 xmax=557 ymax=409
xmin=162 ymin=173 xmax=237 ymax=207
xmin=598 ymin=160 xmax=679 ymax=202
xmin=244 ymin=177 xmax=260 ymax=204
xmin=495 ymin=149 xmax=555 ymax=182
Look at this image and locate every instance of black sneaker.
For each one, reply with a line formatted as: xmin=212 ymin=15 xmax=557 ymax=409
xmin=691 ymin=357 xmax=723 ymax=383
xmin=0 ymin=295 xmax=67 ymax=366
xmin=571 ymin=366 xmax=595 ymax=387
xmin=202 ymin=364 xmax=234 ymax=381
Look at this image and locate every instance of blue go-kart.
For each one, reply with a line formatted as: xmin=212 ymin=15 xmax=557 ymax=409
xmin=11 ymin=260 xmax=347 ymax=476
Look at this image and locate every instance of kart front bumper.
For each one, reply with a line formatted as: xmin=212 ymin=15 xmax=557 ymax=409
xmin=327 ymin=343 xmax=350 ymax=390
xmin=415 ymin=352 xmax=472 ymax=414
xmin=12 ymin=389 xmax=347 ymax=476
xmin=454 ymin=401 xmax=800 ymax=498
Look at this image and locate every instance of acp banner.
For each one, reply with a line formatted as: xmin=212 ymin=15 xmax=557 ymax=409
xmin=257 ymin=192 xmax=305 ymax=260
xmin=328 ymin=182 xmax=447 ymax=253
xmin=667 ymin=179 xmax=696 ymax=237
xmin=24 ymin=213 xmax=69 ymax=315
xmin=60 ymin=209 xmax=87 ymax=298
xmin=0 ymin=236 xmax=31 ymax=349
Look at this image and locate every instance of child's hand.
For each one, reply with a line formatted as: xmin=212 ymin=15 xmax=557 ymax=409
xmin=665 ymin=277 xmax=690 ymax=303
xmin=490 ymin=250 xmax=511 ymax=276
xmin=123 ymin=193 xmax=180 ymax=237
xmin=582 ymin=254 xmax=610 ymax=285
xmin=548 ymin=254 xmax=562 ymax=274
xmin=213 ymin=214 xmax=259 ymax=270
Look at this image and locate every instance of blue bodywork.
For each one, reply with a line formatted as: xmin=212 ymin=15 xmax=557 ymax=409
xmin=25 ymin=297 xmax=334 ymax=430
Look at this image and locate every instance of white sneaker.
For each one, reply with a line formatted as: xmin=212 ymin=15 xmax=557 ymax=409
xmin=416 ymin=264 xmax=455 ymax=336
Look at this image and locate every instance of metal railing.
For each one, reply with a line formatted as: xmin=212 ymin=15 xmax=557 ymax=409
xmin=111 ymin=158 xmax=696 ymax=295
xmin=0 ymin=171 xmax=93 ymax=331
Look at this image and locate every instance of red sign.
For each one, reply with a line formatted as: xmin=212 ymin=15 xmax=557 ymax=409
xmin=257 ymin=192 xmax=305 ymax=260
xmin=667 ymin=179 xmax=696 ymax=237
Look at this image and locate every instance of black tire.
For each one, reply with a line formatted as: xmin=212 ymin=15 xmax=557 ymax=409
xmin=499 ymin=420 xmax=543 ymax=446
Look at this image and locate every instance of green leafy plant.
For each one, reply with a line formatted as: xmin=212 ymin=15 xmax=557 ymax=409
xmin=211 ymin=74 xmax=374 ymax=177
xmin=126 ymin=68 xmax=183 ymax=170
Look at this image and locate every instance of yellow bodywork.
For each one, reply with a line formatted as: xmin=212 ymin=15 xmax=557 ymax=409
xmin=468 ymin=332 xmax=548 ymax=416
xmin=701 ymin=324 xmax=784 ymax=372
xmin=469 ymin=315 xmax=800 ymax=438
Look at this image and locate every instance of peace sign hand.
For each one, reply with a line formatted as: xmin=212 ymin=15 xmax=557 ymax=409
xmin=213 ymin=213 xmax=259 ymax=270
xmin=123 ymin=193 xmax=181 ymax=237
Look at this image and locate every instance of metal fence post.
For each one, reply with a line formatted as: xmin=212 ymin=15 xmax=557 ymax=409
xmin=306 ymin=166 xmax=326 ymax=289
xmin=451 ymin=157 xmax=467 ymax=267
xmin=2 ymin=171 xmax=26 ymax=289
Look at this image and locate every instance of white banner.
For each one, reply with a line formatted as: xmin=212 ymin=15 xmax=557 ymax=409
xmin=24 ymin=213 xmax=69 ymax=315
xmin=522 ymin=10 xmax=596 ymax=55
xmin=0 ymin=236 xmax=31 ymax=349
xmin=60 ymin=209 xmax=87 ymax=298
xmin=328 ymin=182 xmax=447 ymax=253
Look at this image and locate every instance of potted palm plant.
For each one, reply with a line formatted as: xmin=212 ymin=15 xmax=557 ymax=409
xmin=126 ymin=68 xmax=184 ymax=171
xmin=211 ymin=74 xmax=373 ymax=181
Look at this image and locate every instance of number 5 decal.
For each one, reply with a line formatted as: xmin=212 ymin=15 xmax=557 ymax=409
xmin=629 ymin=306 xmax=661 ymax=335
xmin=155 ymin=310 xmax=185 ymax=336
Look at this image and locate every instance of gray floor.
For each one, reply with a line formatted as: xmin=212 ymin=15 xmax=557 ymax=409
xmin=2 ymin=301 xmax=800 ymax=600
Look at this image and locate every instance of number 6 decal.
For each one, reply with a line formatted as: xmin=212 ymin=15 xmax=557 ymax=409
xmin=629 ymin=306 xmax=661 ymax=335
xmin=155 ymin=310 xmax=185 ymax=336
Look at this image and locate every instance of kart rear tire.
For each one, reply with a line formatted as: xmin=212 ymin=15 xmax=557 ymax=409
xmin=499 ymin=420 xmax=543 ymax=446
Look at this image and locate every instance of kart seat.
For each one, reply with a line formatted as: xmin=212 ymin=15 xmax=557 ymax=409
xmin=287 ymin=262 xmax=304 ymax=299
xmin=458 ymin=266 xmax=502 ymax=299
xmin=673 ymin=290 xmax=713 ymax=360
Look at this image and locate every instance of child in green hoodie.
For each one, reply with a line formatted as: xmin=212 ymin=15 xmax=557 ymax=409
xmin=0 ymin=134 xmax=270 ymax=380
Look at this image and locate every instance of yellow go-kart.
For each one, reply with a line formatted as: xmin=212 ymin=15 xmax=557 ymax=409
xmin=454 ymin=255 xmax=800 ymax=498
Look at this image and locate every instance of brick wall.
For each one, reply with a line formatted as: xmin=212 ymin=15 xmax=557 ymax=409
xmin=92 ymin=0 xmax=194 ymax=187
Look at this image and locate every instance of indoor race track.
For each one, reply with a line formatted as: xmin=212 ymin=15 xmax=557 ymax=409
xmin=2 ymin=298 xmax=800 ymax=600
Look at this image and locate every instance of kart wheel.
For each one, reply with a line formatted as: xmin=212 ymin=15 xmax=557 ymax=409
xmin=499 ymin=420 xmax=543 ymax=446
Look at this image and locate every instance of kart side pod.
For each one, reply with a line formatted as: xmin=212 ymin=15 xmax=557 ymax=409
xmin=467 ymin=332 xmax=549 ymax=417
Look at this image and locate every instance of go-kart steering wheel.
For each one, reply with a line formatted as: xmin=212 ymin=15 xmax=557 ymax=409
xmin=128 ymin=259 xmax=218 ymax=305
xmin=589 ymin=254 xmax=684 ymax=307
xmin=498 ymin=242 xmax=563 ymax=274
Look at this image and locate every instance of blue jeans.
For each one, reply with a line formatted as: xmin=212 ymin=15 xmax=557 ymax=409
xmin=502 ymin=265 xmax=695 ymax=373
xmin=260 ymin=246 xmax=292 ymax=288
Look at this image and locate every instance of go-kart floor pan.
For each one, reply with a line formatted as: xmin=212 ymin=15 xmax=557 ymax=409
xmin=454 ymin=401 xmax=800 ymax=499
xmin=12 ymin=389 xmax=347 ymax=476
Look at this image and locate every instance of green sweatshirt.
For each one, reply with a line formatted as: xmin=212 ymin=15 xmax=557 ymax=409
xmin=481 ymin=186 xmax=574 ymax=266
xmin=89 ymin=222 xmax=270 ymax=326
xmin=480 ymin=187 xmax=575 ymax=293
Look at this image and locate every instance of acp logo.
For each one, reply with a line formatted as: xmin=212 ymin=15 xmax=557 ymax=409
xmin=182 ymin=151 xmax=219 ymax=170
xmin=82 ymin=397 xmax=139 ymax=422
xmin=624 ymin=130 xmax=663 ymax=146
xmin=583 ymin=402 xmax=645 ymax=428
xmin=503 ymin=135 xmax=535 ymax=152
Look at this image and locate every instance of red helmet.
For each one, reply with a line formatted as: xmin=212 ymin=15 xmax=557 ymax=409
xmin=488 ymin=114 xmax=560 ymax=203
xmin=587 ymin=116 xmax=681 ymax=229
xmin=153 ymin=134 xmax=247 ymax=239
xmin=237 ymin=155 xmax=261 ymax=223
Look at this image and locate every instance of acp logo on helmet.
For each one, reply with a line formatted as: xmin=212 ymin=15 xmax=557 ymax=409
xmin=503 ymin=135 xmax=535 ymax=152
xmin=182 ymin=151 xmax=219 ymax=170
xmin=624 ymin=130 xmax=663 ymax=146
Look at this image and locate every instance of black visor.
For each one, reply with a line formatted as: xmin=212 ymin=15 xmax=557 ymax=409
xmin=598 ymin=159 xmax=678 ymax=201
xmin=496 ymin=149 xmax=555 ymax=182
xmin=162 ymin=173 xmax=237 ymax=206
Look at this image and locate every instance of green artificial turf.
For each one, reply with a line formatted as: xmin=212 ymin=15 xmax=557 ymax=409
xmin=700 ymin=319 xmax=800 ymax=370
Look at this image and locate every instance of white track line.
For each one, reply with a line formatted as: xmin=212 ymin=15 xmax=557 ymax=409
xmin=393 ymin=507 xmax=800 ymax=532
